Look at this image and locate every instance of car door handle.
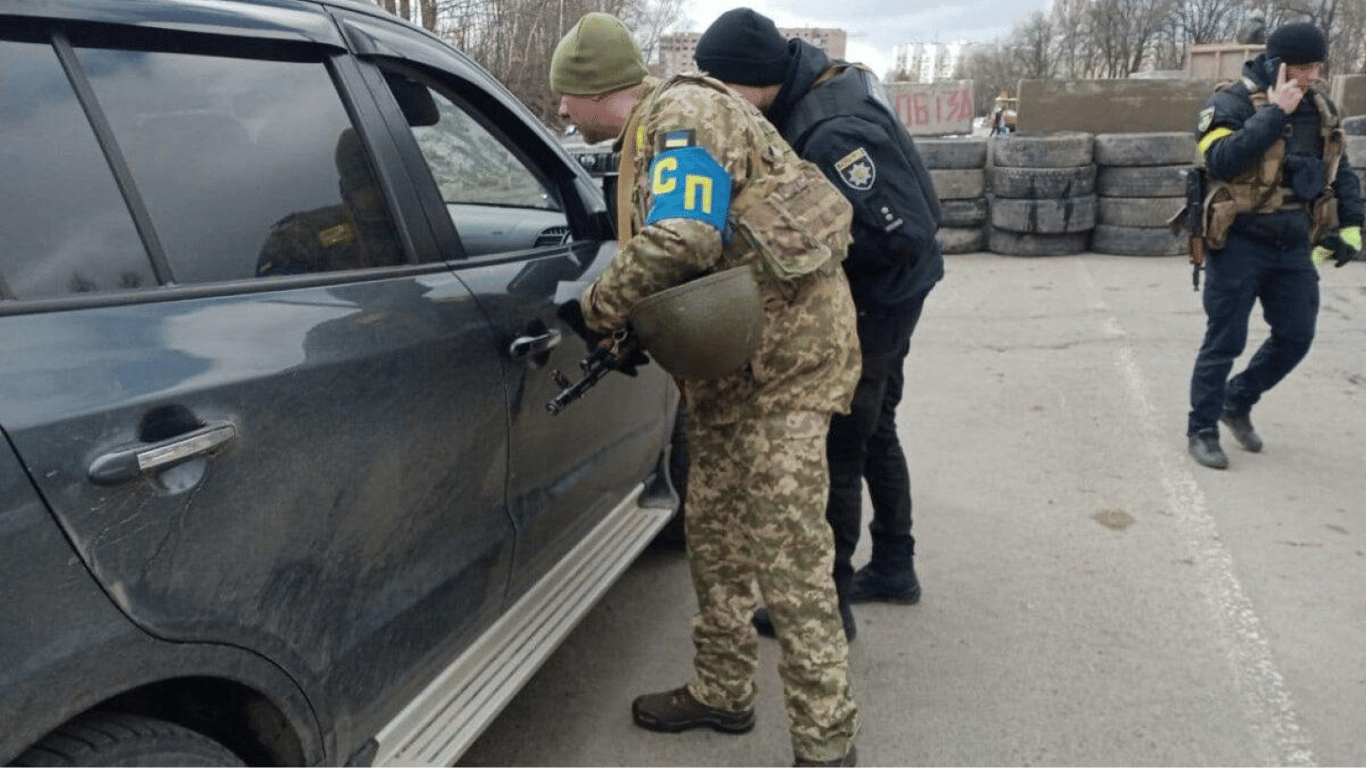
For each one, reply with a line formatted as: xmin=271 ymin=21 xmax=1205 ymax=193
xmin=509 ymin=329 xmax=562 ymax=359
xmin=88 ymin=421 xmax=238 ymax=485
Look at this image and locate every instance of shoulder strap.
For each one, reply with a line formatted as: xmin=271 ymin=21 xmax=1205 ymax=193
xmin=615 ymin=82 xmax=666 ymax=242
xmin=1312 ymin=90 xmax=1345 ymax=190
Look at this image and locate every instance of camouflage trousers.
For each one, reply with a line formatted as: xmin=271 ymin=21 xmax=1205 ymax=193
xmin=684 ymin=410 xmax=858 ymax=761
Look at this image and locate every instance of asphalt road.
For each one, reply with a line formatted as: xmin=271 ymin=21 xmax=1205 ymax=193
xmin=458 ymin=251 xmax=1366 ymax=767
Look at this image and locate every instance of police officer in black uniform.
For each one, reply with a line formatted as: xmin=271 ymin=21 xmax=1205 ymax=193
xmin=696 ymin=8 xmax=943 ymax=638
xmin=1187 ymin=22 xmax=1363 ymax=469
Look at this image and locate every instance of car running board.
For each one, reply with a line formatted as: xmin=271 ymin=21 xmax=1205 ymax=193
xmin=370 ymin=486 xmax=673 ymax=766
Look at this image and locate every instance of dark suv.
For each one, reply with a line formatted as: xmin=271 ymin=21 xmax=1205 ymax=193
xmin=0 ymin=1 xmax=679 ymax=765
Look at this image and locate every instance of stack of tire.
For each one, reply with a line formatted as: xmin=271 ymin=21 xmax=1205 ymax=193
xmin=1346 ymin=115 xmax=1366 ymax=191
xmin=1091 ymin=133 xmax=1197 ymax=257
xmin=918 ymin=138 xmax=989 ymax=254
xmin=986 ymin=132 xmax=1095 ymax=256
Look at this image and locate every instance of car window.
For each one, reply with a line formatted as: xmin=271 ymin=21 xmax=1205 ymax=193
xmin=378 ymin=71 xmax=573 ymax=257
xmin=402 ymin=79 xmax=559 ymax=212
xmin=75 ymin=45 xmax=407 ymax=282
xmin=0 ymin=40 xmax=154 ymax=301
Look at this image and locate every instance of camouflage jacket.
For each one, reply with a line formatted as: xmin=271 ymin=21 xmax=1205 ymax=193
xmin=582 ymin=75 xmax=860 ymax=426
xmin=256 ymin=204 xmax=402 ymax=276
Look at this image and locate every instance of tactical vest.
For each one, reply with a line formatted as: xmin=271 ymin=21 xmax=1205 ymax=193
xmin=1203 ymin=77 xmax=1346 ymax=249
xmin=619 ymin=74 xmax=853 ymax=298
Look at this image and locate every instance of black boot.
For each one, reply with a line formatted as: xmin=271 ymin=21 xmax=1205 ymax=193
xmin=752 ymin=600 xmax=856 ymax=642
xmin=1188 ymin=428 xmax=1229 ymax=469
xmin=848 ymin=560 xmax=921 ymax=604
xmin=1220 ymin=410 xmax=1263 ymax=452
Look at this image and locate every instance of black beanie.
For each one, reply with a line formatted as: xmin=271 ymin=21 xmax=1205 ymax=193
xmin=695 ymin=8 xmax=792 ymax=85
xmin=1266 ymin=22 xmax=1328 ymax=65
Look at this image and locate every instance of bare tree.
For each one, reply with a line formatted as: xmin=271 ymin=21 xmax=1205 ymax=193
xmin=1013 ymin=11 xmax=1058 ymax=80
xmin=619 ymin=0 xmax=687 ymax=67
xmin=957 ymin=44 xmax=1019 ymax=116
xmin=1178 ymin=0 xmax=1246 ymax=44
xmin=1268 ymin=0 xmax=1366 ymax=74
xmin=1085 ymin=0 xmax=1177 ymax=77
xmin=366 ymin=0 xmax=686 ymax=125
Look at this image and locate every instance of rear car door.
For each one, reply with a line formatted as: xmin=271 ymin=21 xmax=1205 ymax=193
xmin=0 ymin=2 xmax=516 ymax=753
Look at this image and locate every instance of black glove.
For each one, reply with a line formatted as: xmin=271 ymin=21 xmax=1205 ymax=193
xmin=557 ymin=299 xmax=606 ymax=348
xmin=607 ymin=334 xmax=651 ymax=377
xmin=1313 ymin=234 xmax=1357 ymax=268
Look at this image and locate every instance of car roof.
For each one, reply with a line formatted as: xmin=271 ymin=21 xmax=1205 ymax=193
xmin=1 ymin=0 xmax=421 ymax=39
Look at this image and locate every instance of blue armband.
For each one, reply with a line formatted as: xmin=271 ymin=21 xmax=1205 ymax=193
xmin=645 ymin=146 xmax=731 ymax=232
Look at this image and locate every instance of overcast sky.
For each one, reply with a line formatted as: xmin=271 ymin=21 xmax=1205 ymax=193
xmin=678 ymin=0 xmax=1051 ymax=76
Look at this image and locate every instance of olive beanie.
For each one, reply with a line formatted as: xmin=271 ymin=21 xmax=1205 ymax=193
xmin=550 ymin=13 xmax=648 ymax=96
xmin=1266 ymin=22 xmax=1328 ymax=65
xmin=694 ymin=8 xmax=792 ymax=86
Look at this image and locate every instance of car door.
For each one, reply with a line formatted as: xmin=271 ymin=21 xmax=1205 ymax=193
xmin=337 ymin=9 xmax=676 ymax=599
xmin=0 ymin=4 xmax=517 ymax=756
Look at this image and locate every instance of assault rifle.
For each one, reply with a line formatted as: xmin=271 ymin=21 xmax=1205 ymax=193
xmin=1184 ymin=167 xmax=1207 ymax=291
xmin=546 ymin=330 xmax=637 ymax=415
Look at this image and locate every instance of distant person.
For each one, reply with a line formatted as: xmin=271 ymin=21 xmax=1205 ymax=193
xmin=695 ymin=7 xmax=943 ymax=641
xmin=257 ymin=128 xmax=403 ymax=275
xmin=989 ymin=89 xmax=1016 ymax=136
xmin=1186 ymin=21 xmax=1362 ymax=469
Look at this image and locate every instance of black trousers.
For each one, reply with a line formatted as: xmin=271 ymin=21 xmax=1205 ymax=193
xmin=1188 ymin=230 xmax=1319 ymax=435
xmin=826 ymin=297 xmax=927 ymax=598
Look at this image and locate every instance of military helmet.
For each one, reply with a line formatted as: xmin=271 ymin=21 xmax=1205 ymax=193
xmin=629 ymin=266 xmax=764 ymax=380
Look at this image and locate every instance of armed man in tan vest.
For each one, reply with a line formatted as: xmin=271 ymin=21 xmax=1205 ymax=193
xmin=1187 ymin=21 xmax=1362 ymax=469
xmin=550 ymin=12 xmax=861 ymax=766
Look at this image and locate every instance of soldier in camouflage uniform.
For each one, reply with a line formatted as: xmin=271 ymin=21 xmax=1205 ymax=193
xmin=256 ymin=128 xmax=404 ymax=276
xmin=551 ymin=13 xmax=861 ymax=767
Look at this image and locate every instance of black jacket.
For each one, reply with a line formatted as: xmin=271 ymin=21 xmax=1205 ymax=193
xmin=1201 ymin=55 xmax=1363 ymax=246
xmin=768 ymin=40 xmax=943 ymax=320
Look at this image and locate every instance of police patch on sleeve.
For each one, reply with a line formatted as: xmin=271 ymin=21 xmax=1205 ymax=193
xmin=835 ymin=147 xmax=876 ymax=191
xmin=1198 ymin=106 xmax=1214 ymax=133
xmin=645 ymin=146 xmax=731 ymax=232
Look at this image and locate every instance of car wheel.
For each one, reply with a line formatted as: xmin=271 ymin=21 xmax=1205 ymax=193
xmin=989 ymin=195 xmax=1097 ymax=234
xmin=1090 ymin=223 xmax=1188 ymax=257
xmin=1095 ymin=164 xmax=1190 ymax=198
xmin=13 ymin=712 xmax=244 ymax=767
xmin=915 ymin=138 xmax=988 ymax=170
xmin=1096 ymin=196 xmax=1184 ymax=228
xmin=656 ymin=407 xmax=689 ymax=545
xmin=928 ymin=168 xmax=985 ymax=199
xmin=938 ymin=198 xmax=988 ymax=228
xmin=986 ymin=227 xmax=1090 ymax=257
xmin=989 ymin=131 xmax=1094 ymax=168
xmin=1093 ymin=132 xmax=1197 ymax=167
xmin=935 ymin=226 xmax=985 ymax=254
xmin=988 ymin=165 xmax=1096 ymax=200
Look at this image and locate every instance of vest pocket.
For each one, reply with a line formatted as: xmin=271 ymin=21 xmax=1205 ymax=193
xmin=1205 ymin=197 xmax=1238 ymax=251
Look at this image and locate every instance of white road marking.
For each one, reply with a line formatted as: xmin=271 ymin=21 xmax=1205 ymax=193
xmin=1080 ymin=258 xmax=1315 ymax=767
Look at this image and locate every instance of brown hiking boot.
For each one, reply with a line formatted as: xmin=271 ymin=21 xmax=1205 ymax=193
xmin=795 ymin=745 xmax=857 ymax=766
xmin=631 ymin=686 xmax=755 ymax=734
